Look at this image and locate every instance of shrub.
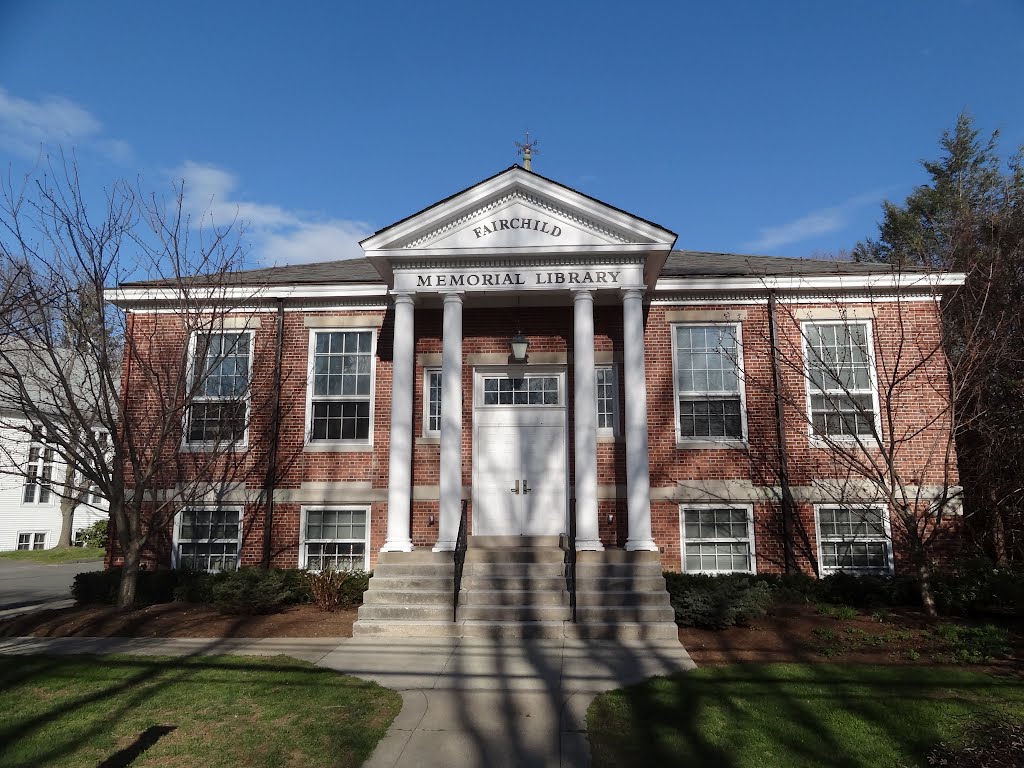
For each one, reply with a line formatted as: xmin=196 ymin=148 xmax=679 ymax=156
xmin=75 ymin=520 xmax=108 ymax=549
xmin=72 ymin=567 xmax=178 ymax=605
xmin=930 ymin=559 xmax=1024 ymax=617
xmin=307 ymin=569 xmax=371 ymax=611
xmin=209 ymin=568 xmax=294 ymax=615
xmin=665 ymin=573 xmax=774 ymax=629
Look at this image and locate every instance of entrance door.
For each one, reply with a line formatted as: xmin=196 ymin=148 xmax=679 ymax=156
xmin=473 ymin=371 xmax=568 ymax=536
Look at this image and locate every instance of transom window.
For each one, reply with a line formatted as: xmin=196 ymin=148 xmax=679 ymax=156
xmin=310 ymin=331 xmax=373 ymax=441
xmin=302 ymin=508 xmax=368 ymax=571
xmin=17 ymin=532 xmax=46 ymax=550
xmin=596 ymin=366 xmax=617 ymax=433
xmin=482 ymin=376 xmax=560 ymax=406
xmin=817 ymin=506 xmax=892 ymax=574
xmin=177 ymin=508 xmax=241 ymax=571
xmin=673 ymin=325 xmax=744 ymax=441
xmin=804 ymin=322 xmax=877 ymax=438
xmin=23 ymin=429 xmax=55 ymax=504
xmin=187 ymin=331 xmax=250 ymax=444
xmin=681 ymin=506 xmax=755 ymax=573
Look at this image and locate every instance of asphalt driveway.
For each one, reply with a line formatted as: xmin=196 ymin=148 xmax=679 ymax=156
xmin=0 ymin=559 xmax=102 ymax=611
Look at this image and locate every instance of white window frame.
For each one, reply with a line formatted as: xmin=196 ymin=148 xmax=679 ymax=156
xmin=595 ymin=365 xmax=619 ymax=438
xmin=679 ymin=503 xmax=757 ymax=574
xmin=801 ymin=319 xmax=882 ymax=445
xmin=304 ymin=328 xmax=377 ymax=449
xmin=22 ymin=428 xmax=56 ymax=505
xmin=17 ymin=531 xmax=47 ymax=551
xmin=422 ymin=367 xmax=442 ymax=437
xmin=171 ymin=506 xmax=243 ymax=571
xmin=671 ymin=322 xmax=748 ymax=448
xmin=814 ymin=503 xmax=894 ymax=576
xmin=476 ymin=371 xmax=564 ymax=408
xmin=298 ymin=505 xmax=371 ymax=571
xmin=182 ymin=330 xmax=254 ymax=450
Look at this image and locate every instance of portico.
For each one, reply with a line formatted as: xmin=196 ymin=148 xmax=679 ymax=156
xmin=362 ymin=166 xmax=677 ymax=554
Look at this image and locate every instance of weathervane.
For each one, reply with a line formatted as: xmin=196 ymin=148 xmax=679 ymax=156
xmin=514 ymin=131 xmax=540 ymax=171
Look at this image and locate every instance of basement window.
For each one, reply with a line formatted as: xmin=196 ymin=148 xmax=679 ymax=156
xmin=680 ymin=505 xmax=755 ymax=574
xmin=175 ymin=508 xmax=241 ymax=571
xmin=300 ymin=508 xmax=369 ymax=571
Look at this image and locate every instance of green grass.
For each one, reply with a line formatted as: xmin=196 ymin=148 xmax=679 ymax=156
xmin=588 ymin=664 xmax=1024 ymax=768
xmin=0 ymin=654 xmax=402 ymax=767
xmin=0 ymin=547 xmax=105 ymax=564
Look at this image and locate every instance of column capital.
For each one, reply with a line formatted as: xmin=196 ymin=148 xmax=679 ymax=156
xmin=620 ymin=287 xmax=646 ymax=302
xmin=392 ymin=292 xmax=415 ymax=306
xmin=571 ymin=288 xmax=594 ymax=302
xmin=442 ymin=292 xmax=464 ymax=305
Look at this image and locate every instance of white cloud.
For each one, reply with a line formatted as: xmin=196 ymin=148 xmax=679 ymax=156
xmin=743 ymin=190 xmax=886 ymax=252
xmin=173 ymin=161 xmax=372 ymax=264
xmin=0 ymin=86 xmax=130 ymax=162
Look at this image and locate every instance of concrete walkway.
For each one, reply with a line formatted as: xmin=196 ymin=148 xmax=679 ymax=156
xmin=0 ymin=634 xmax=695 ymax=767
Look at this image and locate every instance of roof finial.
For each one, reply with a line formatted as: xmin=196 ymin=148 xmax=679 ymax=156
xmin=514 ymin=131 xmax=539 ymax=171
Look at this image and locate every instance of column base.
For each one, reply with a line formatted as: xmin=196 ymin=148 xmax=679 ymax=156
xmin=625 ymin=538 xmax=659 ymax=552
xmin=432 ymin=540 xmax=456 ymax=552
xmin=380 ymin=539 xmax=414 ymax=553
xmin=574 ymin=539 xmax=605 ymax=551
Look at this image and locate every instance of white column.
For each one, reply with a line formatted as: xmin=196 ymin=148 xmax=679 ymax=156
xmin=382 ymin=293 xmax=415 ymax=552
xmin=573 ymin=289 xmax=603 ymax=551
xmin=434 ymin=293 xmax=463 ymax=551
xmin=622 ymin=288 xmax=657 ymax=551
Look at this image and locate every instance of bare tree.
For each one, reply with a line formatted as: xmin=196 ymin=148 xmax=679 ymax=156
xmin=0 ymin=157 xmax=268 ymax=609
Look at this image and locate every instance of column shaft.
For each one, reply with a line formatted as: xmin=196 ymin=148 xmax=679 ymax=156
xmin=573 ymin=290 xmax=603 ymax=550
xmin=434 ymin=293 xmax=463 ymax=551
xmin=622 ymin=289 xmax=657 ymax=551
xmin=382 ymin=293 xmax=415 ymax=552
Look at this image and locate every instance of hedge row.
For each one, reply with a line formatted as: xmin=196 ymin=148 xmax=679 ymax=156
xmin=72 ymin=567 xmax=371 ymax=614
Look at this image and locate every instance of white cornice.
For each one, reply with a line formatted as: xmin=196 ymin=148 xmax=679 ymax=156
xmin=106 ymin=283 xmax=388 ymax=306
xmin=653 ymin=272 xmax=966 ymax=293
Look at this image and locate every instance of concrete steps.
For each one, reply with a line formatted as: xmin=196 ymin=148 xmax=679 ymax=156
xmin=351 ymin=536 xmax=679 ymax=641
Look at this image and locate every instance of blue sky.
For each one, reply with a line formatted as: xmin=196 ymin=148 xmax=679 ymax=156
xmin=1 ymin=0 xmax=1022 ymax=267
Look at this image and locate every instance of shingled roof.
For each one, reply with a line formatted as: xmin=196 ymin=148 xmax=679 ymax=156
xmin=119 ymin=251 xmax=910 ymax=289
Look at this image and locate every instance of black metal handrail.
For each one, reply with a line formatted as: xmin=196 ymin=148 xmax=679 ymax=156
xmin=453 ymin=499 xmax=468 ymax=622
xmin=567 ymin=499 xmax=577 ymax=623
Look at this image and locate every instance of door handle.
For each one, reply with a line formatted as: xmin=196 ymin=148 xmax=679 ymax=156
xmin=511 ymin=480 xmax=519 ymax=494
xmin=523 ymin=479 xmax=532 ymax=494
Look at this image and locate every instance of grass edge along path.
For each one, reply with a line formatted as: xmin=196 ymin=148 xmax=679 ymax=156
xmin=0 ymin=654 xmax=401 ymax=768
xmin=0 ymin=547 xmax=105 ymax=565
xmin=587 ymin=663 xmax=1024 ymax=768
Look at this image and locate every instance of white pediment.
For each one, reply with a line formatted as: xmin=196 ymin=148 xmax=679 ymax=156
xmin=360 ymin=166 xmax=678 ymax=288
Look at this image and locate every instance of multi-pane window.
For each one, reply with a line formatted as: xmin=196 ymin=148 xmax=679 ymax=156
xmin=187 ymin=332 xmax=250 ymax=444
xmin=482 ymin=376 xmax=559 ymax=406
xmin=817 ymin=506 xmax=892 ymax=574
xmin=681 ymin=506 xmax=754 ymax=573
xmin=310 ymin=331 xmax=373 ymax=441
xmin=177 ymin=509 xmax=240 ymax=571
xmin=23 ymin=429 xmax=54 ymax=504
xmin=596 ymin=366 xmax=617 ymax=433
xmin=17 ymin=532 xmax=46 ymax=551
xmin=302 ymin=508 xmax=368 ymax=571
xmin=424 ymin=368 xmax=442 ymax=435
xmin=804 ymin=322 xmax=877 ymax=438
xmin=674 ymin=325 xmax=744 ymax=440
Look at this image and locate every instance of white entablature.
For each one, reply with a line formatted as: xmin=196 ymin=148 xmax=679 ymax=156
xmin=360 ymin=166 xmax=678 ymax=289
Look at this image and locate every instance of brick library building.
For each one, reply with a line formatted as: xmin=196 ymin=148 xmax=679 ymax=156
xmin=112 ymin=164 xmax=963 ymax=637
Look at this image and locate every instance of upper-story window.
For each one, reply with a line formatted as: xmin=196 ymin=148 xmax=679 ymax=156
xmin=672 ymin=324 xmax=745 ymax=443
xmin=308 ymin=330 xmax=374 ymax=442
xmin=803 ymin=321 xmax=879 ymax=439
xmin=186 ymin=331 xmax=251 ymax=445
xmin=23 ymin=428 xmax=54 ymax=504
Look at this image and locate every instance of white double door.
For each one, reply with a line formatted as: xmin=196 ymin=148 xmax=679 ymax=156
xmin=473 ymin=402 xmax=567 ymax=537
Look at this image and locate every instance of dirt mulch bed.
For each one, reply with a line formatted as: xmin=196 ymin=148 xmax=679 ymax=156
xmin=678 ymin=605 xmax=1024 ymax=673
xmin=0 ymin=603 xmax=358 ymax=638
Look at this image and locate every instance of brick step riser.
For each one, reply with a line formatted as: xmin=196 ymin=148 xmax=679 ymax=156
xmin=458 ymin=606 xmax=573 ymax=622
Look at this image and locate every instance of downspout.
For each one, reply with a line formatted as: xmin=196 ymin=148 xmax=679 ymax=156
xmin=261 ymin=299 xmax=285 ymax=568
xmin=767 ymin=290 xmax=797 ymax=574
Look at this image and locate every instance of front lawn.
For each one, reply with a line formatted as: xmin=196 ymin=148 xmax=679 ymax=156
xmin=0 ymin=654 xmax=401 ymax=767
xmin=0 ymin=547 xmax=105 ymax=564
xmin=588 ymin=664 xmax=1024 ymax=767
